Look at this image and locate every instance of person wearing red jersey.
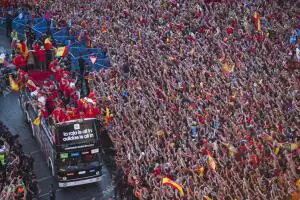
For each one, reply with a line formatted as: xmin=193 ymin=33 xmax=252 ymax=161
xmin=66 ymin=105 xmax=79 ymax=120
xmin=56 ymin=107 xmax=68 ymax=123
xmin=17 ymin=69 xmax=28 ymax=89
xmin=54 ymin=66 xmax=64 ymax=82
xmin=84 ymin=104 xmax=100 ymax=118
xmin=13 ymin=54 xmax=26 ymax=70
xmin=49 ymin=59 xmax=59 ymax=73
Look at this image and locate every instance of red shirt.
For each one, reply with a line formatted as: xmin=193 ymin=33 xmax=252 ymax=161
xmin=55 ymin=68 xmax=64 ymax=82
xmin=84 ymin=107 xmax=100 ymax=118
xmin=13 ymin=55 xmax=26 ymax=69
xmin=226 ymin=27 xmax=234 ymax=35
xmin=57 ymin=111 xmax=68 ymax=122
xmin=49 ymin=60 xmax=58 ymax=72
xmin=41 ymin=109 xmax=49 ymax=119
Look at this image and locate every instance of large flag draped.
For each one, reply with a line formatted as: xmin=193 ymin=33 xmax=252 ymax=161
xmin=162 ymin=177 xmax=184 ymax=197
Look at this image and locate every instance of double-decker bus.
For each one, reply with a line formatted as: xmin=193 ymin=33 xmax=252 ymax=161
xmin=19 ymin=90 xmax=103 ymax=187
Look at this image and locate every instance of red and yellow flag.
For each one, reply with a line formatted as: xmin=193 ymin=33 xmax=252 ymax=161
xmin=26 ymin=79 xmax=37 ymax=91
xmin=162 ymin=177 xmax=184 ymax=197
xmin=9 ymin=74 xmax=19 ymax=92
xmin=208 ymin=155 xmax=216 ymax=171
xmin=18 ymin=42 xmax=28 ymax=59
xmin=222 ymin=63 xmax=234 ymax=74
xmin=55 ymin=46 xmax=68 ymax=57
xmin=101 ymin=21 xmax=107 ymax=33
xmin=253 ymin=11 xmax=261 ymax=32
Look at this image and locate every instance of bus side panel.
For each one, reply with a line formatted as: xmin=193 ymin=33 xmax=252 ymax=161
xmin=22 ymin=92 xmax=56 ymax=176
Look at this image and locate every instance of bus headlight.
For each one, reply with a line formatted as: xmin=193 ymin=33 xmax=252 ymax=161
xmin=62 ymin=177 xmax=67 ymax=180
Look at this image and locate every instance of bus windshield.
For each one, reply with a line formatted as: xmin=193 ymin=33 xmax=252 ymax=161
xmin=58 ymin=149 xmax=100 ymax=171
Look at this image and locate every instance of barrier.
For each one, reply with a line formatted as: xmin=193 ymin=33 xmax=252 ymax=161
xmin=69 ymin=47 xmax=110 ymax=71
xmin=2 ymin=9 xmax=110 ymax=71
xmin=52 ymin=28 xmax=75 ymax=46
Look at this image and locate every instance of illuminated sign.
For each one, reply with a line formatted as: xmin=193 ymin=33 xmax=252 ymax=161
xmin=56 ymin=120 xmax=97 ymax=146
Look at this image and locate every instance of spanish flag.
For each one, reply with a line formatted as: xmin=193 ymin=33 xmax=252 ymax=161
xmin=203 ymin=196 xmax=213 ymax=200
xmin=222 ymin=63 xmax=234 ymax=74
xmin=253 ymin=11 xmax=261 ymax=32
xmin=55 ymin=46 xmax=68 ymax=57
xmin=207 ymin=155 xmax=216 ymax=171
xmin=9 ymin=74 xmax=19 ymax=92
xmin=33 ymin=116 xmax=41 ymax=126
xmin=162 ymin=177 xmax=184 ymax=197
xmin=18 ymin=42 xmax=29 ymax=59
xmin=101 ymin=21 xmax=107 ymax=33
xmin=26 ymin=79 xmax=37 ymax=92
xmin=105 ymin=107 xmax=111 ymax=126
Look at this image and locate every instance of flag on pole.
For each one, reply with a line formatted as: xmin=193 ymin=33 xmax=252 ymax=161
xmin=55 ymin=46 xmax=68 ymax=57
xmin=9 ymin=74 xmax=19 ymax=92
xmin=253 ymin=11 xmax=261 ymax=32
xmin=162 ymin=177 xmax=184 ymax=197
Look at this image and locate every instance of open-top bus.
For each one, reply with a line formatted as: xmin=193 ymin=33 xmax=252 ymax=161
xmin=19 ymin=77 xmax=103 ymax=188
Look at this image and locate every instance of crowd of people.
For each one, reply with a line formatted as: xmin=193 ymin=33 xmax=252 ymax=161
xmin=0 ymin=121 xmax=38 ymax=200
xmin=1 ymin=0 xmax=300 ymax=199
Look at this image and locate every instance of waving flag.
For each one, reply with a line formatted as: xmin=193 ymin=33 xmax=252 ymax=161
xmin=9 ymin=75 xmax=19 ymax=92
xmin=26 ymin=79 xmax=37 ymax=92
xmin=223 ymin=63 xmax=234 ymax=74
xmin=101 ymin=20 xmax=107 ymax=33
xmin=207 ymin=155 xmax=216 ymax=170
xmin=33 ymin=116 xmax=41 ymax=126
xmin=162 ymin=177 xmax=184 ymax=197
xmin=253 ymin=11 xmax=261 ymax=32
xmin=55 ymin=46 xmax=68 ymax=57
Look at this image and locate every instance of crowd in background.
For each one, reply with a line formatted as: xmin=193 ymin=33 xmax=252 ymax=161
xmin=0 ymin=121 xmax=38 ymax=200
xmin=1 ymin=0 xmax=300 ymax=200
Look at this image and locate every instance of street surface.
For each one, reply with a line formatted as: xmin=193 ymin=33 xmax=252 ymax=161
xmin=0 ymin=30 xmax=116 ymax=200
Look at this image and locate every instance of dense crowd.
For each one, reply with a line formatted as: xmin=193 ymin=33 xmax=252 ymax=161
xmin=1 ymin=0 xmax=300 ymax=199
xmin=0 ymin=121 xmax=38 ymax=200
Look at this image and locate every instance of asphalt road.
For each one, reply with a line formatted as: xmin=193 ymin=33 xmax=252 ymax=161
xmin=0 ymin=30 xmax=116 ymax=200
